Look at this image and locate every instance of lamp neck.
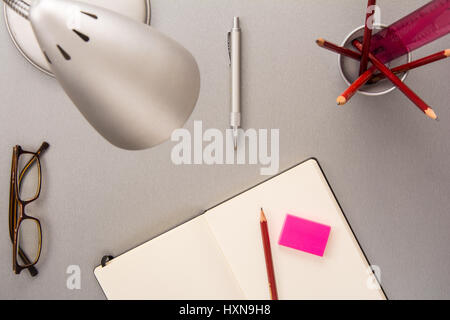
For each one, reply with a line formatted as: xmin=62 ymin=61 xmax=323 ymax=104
xmin=3 ymin=0 xmax=30 ymax=20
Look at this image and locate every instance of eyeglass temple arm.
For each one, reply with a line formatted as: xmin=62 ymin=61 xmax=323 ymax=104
xmin=18 ymin=142 xmax=50 ymax=182
xmin=18 ymin=250 xmax=38 ymax=276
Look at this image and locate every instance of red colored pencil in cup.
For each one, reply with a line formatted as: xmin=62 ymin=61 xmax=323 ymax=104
xmin=370 ymin=49 xmax=450 ymax=83
xmin=353 ymin=39 xmax=438 ymax=120
xmin=338 ymin=49 xmax=450 ymax=104
xmin=337 ymin=66 xmax=377 ymax=105
xmin=260 ymin=208 xmax=278 ymax=300
xmin=316 ymin=38 xmax=361 ymax=61
xmin=359 ymin=0 xmax=377 ymax=75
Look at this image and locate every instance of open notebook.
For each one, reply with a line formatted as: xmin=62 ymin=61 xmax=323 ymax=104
xmin=94 ymin=158 xmax=386 ymax=300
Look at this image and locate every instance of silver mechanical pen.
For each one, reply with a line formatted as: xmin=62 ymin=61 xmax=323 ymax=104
xmin=228 ymin=17 xmax=241 ymax=150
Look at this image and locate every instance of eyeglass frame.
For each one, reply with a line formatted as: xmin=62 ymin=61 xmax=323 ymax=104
xmin=9 ymin=142 xmax=49 ymax=276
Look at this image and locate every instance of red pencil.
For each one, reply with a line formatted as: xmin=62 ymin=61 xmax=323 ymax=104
xmin=316 ymin=38 xmax=361 ymax=61
xmin=359 ymin=0 xmax=377 ymax=75
xmin=337 ymin=66 xmax=377 ymax=105
xmin=260 ymin=208 xmax=278 ymax=300
xmin=370 ymin=49 xmax=450 ymax=83
xmin=353 ymin=39 xmax=438 ymax=120
xmin=339 ymin=49 xmax=450 ymax=104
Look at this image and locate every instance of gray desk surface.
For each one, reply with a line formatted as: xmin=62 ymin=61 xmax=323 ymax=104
xmin=1 ymin=0 xmax=449 ymax=299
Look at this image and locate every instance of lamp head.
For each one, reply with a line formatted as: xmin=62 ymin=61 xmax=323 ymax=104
xmin=28 ymin=0 xmax=200 ymax=150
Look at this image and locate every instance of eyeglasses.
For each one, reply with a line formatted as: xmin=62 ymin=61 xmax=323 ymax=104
xmin=9 ymin=142 xmax=49 ymax=276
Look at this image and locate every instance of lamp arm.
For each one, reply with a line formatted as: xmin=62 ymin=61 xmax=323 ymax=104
xmin=3 ymin=0 xmax=30 ymax=20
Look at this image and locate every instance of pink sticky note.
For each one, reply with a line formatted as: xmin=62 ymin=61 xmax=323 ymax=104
xmin=278 ymin=214 xmax=331 ymax=257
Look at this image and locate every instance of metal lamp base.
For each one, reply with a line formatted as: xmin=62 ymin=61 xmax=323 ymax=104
xmin=4 ymin=0 xmax=151 ymax=76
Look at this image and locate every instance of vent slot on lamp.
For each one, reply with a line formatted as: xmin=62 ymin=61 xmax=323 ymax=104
xmin=56 ymin=45 xmax=71 ymax=60
xmin=81 ymin=11 xmax=98 ymax=19
xmin=73 ymin=30 xmax=90 ymax=42
xmin=43 ymin=51 xmax=51 ymax=64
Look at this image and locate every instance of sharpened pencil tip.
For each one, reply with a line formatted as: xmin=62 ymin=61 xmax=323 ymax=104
xmin=260 ymin=208 xmax=267 ymax=222
xmin=425 ymin=108 xmax=438 ymax=120
xmin=336 ymin=96 xmax=347 ymax=106
xmin=316 ymin=38 xmax=325 ymax=47
xmin=445 ymin=49 xmax=450 ymax=57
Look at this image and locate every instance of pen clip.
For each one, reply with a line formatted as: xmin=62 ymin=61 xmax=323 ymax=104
xmin=227 ymin=31 xmax=231 ymax=66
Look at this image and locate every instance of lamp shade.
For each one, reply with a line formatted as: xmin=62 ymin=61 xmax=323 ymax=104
xmin=29 ymin=0 xmax=200 ymax=150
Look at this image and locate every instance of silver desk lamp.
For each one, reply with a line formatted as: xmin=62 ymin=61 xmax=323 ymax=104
xmin=3 ymin=0 xmax=200 ymax=150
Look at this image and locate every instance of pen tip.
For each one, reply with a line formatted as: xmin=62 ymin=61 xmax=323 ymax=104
xmin=233 ymin=17 xmax=240 ymax=28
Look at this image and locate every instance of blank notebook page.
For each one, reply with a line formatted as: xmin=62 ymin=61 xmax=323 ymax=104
xmin=204 ymin=159 xmax=385 ymax=299
xmin=94 ymin=217 xmax=244 ymax=299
